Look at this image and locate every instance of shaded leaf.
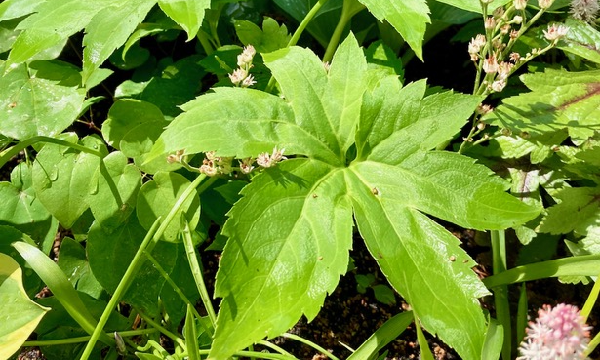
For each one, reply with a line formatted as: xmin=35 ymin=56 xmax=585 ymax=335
xmin=234 ymin=17 xmax=291 ymax=53
xmin=57 ymin=238 xmax=103 ymax=299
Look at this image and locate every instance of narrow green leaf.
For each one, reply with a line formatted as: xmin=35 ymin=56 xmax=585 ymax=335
xmin=481 ymin=319 xmax=503 ymax=360
xmin=184 ymin=304 xmax=201 ymax=360
xmin=82 ymin=0 xmax=156 ymax=83
xmin=12 ymin=241 xmax=111 ymax=344
xmin=7 ymin=0 xmax=120 ymax=68
xmin=357 ymin=0 xmax=430 ymax=59
xmin=210 ymin=159 xmax=353 ymax=359
xmin=347 ymin=311 xmax=413 ymax=360
xmin=415 ymin=318 xmax=434 ymax=360
xmin=31 ymin=136 xmax=106 ymax=228
xmin=158 ymin=0 xmax=210 ymax=41
xmin=0 ymin=253 xmax=49 ymax=360
xmin=0 ymin=60 xmax=86 ymax=140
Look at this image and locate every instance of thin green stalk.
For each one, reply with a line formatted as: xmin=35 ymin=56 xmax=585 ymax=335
xmin=265 ymin=0 xmax=330 ymax=93
xmin=491 ymin=229 xmax=511 ymax=360
xmin=258 ymin=340 xmax=294 ymax=357
xmin=81 ymin=173 xmax=209 ymax=360
xmin=281 ymin=333 xmax=340 ymax=360
xmin=584 ymin=330 xmax=600 ymax=357
xmin=1 ymin=136 xmax=104 ymax=168
xmin=80 ymin=218 xmax=162 ymax=360
xmin=323 ymin=0 xmax=365 ymax=62
xmin=581 ymin=269 xmax=600 ymax=321
xmin=137 ymin=310 xmax=186 ymax=349
xmin=182 ymin=219 xmax=217 ymax=327
xmin=22 ymin=329 xmax=158 ymax=346
xmin=143 ymin=251 xmax=211 ymax=336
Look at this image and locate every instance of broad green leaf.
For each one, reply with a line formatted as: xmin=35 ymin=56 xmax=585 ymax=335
xmin=154 ymin=34 xmax=539 ymax=359
xmin=484 ymin=68 xmax=600 ymax=141
xmin=136 ymin=172 xmax=200 ymax=242
xmin=148 ymin=87 xmax=337 ymax=164
xmin=0 ymin=60 xmax=86 ymax=140
xmin=57 ymin=237 xmax=103 ymax=299
xmin=210 ymin=159 xmax=353 ymax=359
xmin=234 ymin=17 xmax=291 ymax=53
xmin=0 ymin=226 xmax=42 ymax=297
xmin=0 ymin=163 xmax=57 ymax=252
xmin=89 ymin=152 xmax=141 ymax=230
xmin=82 ymin=0 xmax=156 ymax=83
xmin=114 ymin=56 xmax=206 ymax=117
xmin=540 ymin=187 xmax=600 ymax=235
xmin=346 ymin=171 xmax=489 ymax=359
xmin=87 ymin=216 xmax=178 ymax=316
xmin=158 ymin=0 xmax=210 ymax=41
xmin=0 ymin=253 xmax=49 ymax=360
xmin=357 ymin=0 xmax=430 ymax=59
xmin=101 ymin=98 xmax=166 ymax=156
xmin=31 ymin=136 xmax=107 ymax=228
xmin=6 ymin=0 xmax=121 ymax=68
xmin=434 ymin=0 xmax=510 ymax=13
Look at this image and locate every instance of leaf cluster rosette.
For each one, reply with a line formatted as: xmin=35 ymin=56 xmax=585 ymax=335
xmin=151 ymin=34 xmax=539 ymax=359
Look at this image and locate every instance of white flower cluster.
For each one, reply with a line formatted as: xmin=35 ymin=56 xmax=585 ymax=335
xmin=228 ymin=45 xmax=257 ymax=88
xmin=198 ymin=147 xmax=287 ymax=177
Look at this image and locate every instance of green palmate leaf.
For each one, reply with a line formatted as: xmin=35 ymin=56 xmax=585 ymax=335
xmin=0 ymin=60 xmax=86 ymax=140
xmin=158 ymin=0 xmax=210 ymax=41
xmin=151 ymin=34 xmax=538 ymax=359
xmin=234 ymin=17 xmax=291 ymax=53
xmin=137 ymin=171 xmax=200 ymax=242
xmin=483 ymin=68 xmax=600 ymax=142
xmin=82 ymin=0 xmax=156 ymax=83
xmin=0 ymin=163 xmax=57 ymax=253
xmin=212 ymin=159 xmax=354 ymax=358
xmin=89 ymin=151 xmax=141 ymax=230
xmin=357 ymin=0 xmax=430 ymax=59
xmin=6 ymin=0 xmax=120 ymax=68
xmin=31 ymin=135 xmax=107 ymax=229
xmin=0 ymin=253 xmax=50 ymax=360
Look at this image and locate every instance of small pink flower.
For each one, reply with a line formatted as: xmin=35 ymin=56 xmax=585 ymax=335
xmin=518 ymin=303 xmax=591 ymax=360
xmin=543 ymin=24 xmax=569 ymax=41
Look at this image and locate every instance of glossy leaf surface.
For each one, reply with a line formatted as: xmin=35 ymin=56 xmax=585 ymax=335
xmin=148 ymin=34 xmax=540 ymax=359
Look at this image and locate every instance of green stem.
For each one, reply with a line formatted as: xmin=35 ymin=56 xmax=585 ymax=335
xmin=581 ymin=269 xmax=600 ymax=321
xmin=137 ymin=310 xmax=186 ymax=349
xmin=258 ymin=340 xmax=295 ymax=357
xmin=281 ymin=333 xmax=340 ymax=360
xmin=143 ymin=251 xmax=211 ymax=336
xmin=81 ymin=173 xmax=209 ymax=360
xmin=491 ymin=230 xmax=511 ymax=360
xmin=196 ymin=30 xmax=215 ymax=55
xmin=323 ymin=0 xmax=365 ymax=62
xmin=265 ymin=0 xmax=330 ymax=93
xmin=182 ymin=219 xmax=218 ymax=328
xmin=22 ymin=329 xmax=158 ymax=346
xmin=1 ymin=136 xmax=104 ymax=168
